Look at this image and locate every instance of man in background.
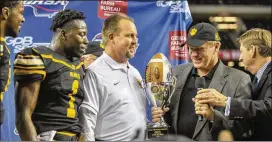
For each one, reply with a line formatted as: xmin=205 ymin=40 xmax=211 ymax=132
xmin=195 ymin=28 xmax=272 ymax=140
xmin=81 ymin=41 xmax=104 ymax=68
xmin=0 ymin=0 xmax=25 ymax=126
xmin=79 ymin=13 xmax=146 ymax=141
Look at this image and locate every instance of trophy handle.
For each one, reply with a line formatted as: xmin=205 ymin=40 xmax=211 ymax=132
xmin=144 ymin=82 xmax=158 ymax=107
xmin=167 ymin=76 xmax=177 ymax=104
xmin=161 ymin=76 xmax=177 ymax=109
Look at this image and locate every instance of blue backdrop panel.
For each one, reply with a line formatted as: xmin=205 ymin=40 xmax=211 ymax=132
xmin=1 ymin=1 xmax=192 ymax=140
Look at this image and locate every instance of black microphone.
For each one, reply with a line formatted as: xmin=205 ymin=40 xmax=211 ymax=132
xmin=195 ymin=77 xmax=206 ymax=121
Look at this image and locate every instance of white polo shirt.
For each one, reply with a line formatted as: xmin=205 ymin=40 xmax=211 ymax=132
xmin=79 ymin=52 xmax=146 ymax=141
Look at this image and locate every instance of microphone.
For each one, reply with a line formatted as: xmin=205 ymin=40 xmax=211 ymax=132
xmin=195 ymin=77 xmax=206 ymax=121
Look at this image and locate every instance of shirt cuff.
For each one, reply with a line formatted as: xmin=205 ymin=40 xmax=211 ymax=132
xmin=224 ymin=97 xmax=231 ymax=116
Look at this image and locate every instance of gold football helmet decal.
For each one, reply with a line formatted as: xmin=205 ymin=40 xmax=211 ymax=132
xmin=100 ymin=43 xmax=105 ymax=49
xmin=215 ymin=32 xmax=221 ymax=41
xmin=190 ymin=28 xmax=197 ymax=36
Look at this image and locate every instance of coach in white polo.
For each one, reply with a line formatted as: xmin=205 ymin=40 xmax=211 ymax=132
xmin=78 ymin=13 xmax=146 ymax=141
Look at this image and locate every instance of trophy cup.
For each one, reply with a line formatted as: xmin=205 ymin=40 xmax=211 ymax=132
xmin=144 ymin=53 xmax=177 ymax=140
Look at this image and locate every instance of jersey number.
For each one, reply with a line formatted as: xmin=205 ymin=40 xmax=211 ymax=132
xmin=67 ymin=80 xmax=79 ymax=118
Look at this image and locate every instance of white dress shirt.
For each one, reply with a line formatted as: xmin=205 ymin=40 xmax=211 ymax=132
xmin=79 ymin=52 xmax=146 ymax=141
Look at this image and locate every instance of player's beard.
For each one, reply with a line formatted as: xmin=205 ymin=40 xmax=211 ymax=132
xmin=6 ymin=24 xmax=18 ymax=38
xmin=65 ymin=46 xmax=81 ymax=59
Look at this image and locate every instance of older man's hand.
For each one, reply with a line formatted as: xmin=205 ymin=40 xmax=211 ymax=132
xmin=194 ymin=102 xmax=214 ymax=121
xmin=194 ymin=89 xmax=227 ymax=107
xmin=151 ymin=107 xmax=169 ymax=123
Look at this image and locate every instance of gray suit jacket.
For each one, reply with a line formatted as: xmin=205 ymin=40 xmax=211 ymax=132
xmin=164 ymin=61 xmax=252 ymax=140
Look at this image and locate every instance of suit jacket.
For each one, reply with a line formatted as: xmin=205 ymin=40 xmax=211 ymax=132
xmin=229 ymin=62 xmax=272 ymax=140
xmin=165 ymin=61 xmax=252 ymax=141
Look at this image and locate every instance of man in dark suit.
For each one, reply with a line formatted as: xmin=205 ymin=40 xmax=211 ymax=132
xmin=151 ymin=23 xmax=252 ymax=140
xmin=195 ymin=28 xmax=271 ymax=140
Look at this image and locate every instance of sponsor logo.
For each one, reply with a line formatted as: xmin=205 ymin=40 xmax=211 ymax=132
xmin=98 ymin=0 xmax=128 ymax=19
xmin=14 ymin=127 xmax=19 ymax=135
xmin=218 ymin=50 xmax=241 ymax=61
xmin=156 ymin=1 xmax=191 ymax=19
xmin=168 ymin=31 xmax=188 ymax=60
xmin=113 ymin=80 xmax=120 ymax=86
xmin=23 ymin=0 xmax=69 ymax=18
xmin=92 ymin=33 xmax=104 ymax=48
xmin=5 ymin=36 xmax=50 ymax=54
xmin=92 ymin=33 xmax=103 ymax=42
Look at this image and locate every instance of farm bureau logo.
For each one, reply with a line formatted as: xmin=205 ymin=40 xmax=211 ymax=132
xmin=5 ymin=36 xmax=50 ymax=54
xmin=23 ymin=0 xmax=69 ymax=18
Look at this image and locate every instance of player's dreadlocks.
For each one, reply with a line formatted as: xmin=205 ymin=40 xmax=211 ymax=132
xmin=50 ymin=9 xmax=86 ymax=32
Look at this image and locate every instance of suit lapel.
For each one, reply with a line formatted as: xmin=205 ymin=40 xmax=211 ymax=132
xmin=171 ymin=64 xmax=193 ymax=133
xmin=193 ymin=61 xmax=228 ymax=139
xmin=254 ymin=62 xmax=272 ymax=99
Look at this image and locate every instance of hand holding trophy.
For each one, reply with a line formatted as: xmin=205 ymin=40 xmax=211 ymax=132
xmin=144 ymin=53 xmax=176 ymax=140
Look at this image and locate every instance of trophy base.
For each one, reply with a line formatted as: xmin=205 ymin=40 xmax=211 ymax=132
xmin=146 ymin=126 xmax=168 ymax=140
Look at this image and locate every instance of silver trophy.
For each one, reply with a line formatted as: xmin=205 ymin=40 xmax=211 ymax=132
xmin=144 ymin=53 xmax=177 ymax=139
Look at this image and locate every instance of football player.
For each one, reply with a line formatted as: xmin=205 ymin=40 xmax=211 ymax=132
xmin=0 ymin=0 xmax=25 ymax=126
xmin=14 ymin=9 xmax=88 ymax=141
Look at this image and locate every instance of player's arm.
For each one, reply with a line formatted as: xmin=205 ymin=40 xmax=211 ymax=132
xmin=13 ymin=48 xmax=46 ymax=140
xmin=15 ymin=81 xmax=41 ymax=141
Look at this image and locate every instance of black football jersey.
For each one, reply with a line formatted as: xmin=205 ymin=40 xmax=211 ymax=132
xmin=14 ymin=46 xmax=85 ymax=134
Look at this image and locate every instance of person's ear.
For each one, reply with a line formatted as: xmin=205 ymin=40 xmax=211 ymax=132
xmin=214 ymin=42 xmax=221 ymax=53
xmin=60 ymin=30 xmax=66 ymax=40
xmin=251 ymin=45 xmax=257 ymax=58
xmin=2 ymin=7 xmax=10 ymax=20
xmin=108 ymin=33 xmax=114 ymax=44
